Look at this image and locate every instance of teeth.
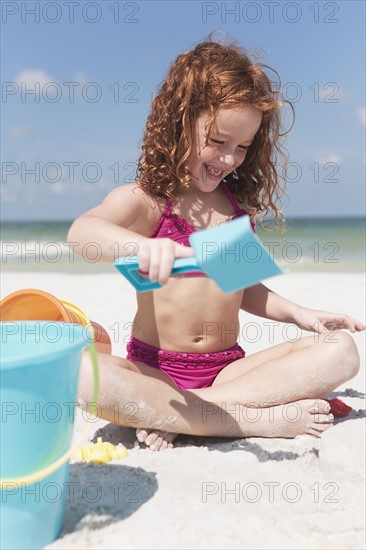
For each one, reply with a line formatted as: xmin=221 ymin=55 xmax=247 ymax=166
xmin=206 ymin=165 xmax=221 ymax=176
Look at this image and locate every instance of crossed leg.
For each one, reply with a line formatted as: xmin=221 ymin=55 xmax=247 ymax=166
xmin=78 ymin=331 xmax=360 ymax=450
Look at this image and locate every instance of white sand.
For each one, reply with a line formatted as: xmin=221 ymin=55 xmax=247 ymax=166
xmin=2 ymin=272 xmax=365 ymax=549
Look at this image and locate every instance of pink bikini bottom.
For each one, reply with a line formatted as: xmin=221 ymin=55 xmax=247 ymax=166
xmin=126 ymin=336 xmax=245 ymax=390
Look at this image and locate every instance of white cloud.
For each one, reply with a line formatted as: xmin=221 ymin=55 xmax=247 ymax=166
xmin=8 ymin=126 xmax=31 ymax=139
xmin=357 ymin=107 xmax=366 ymax=127
xmin=50 ymin=182 xmax=67 ymax=195
xmin=15 ymin=69 xmax=54 ymax=89
xmin=13 ymin=69 xmax=90 ymax=100
xmin=315 ymin=152 xmax=342 ymax=165
xmin=322 ymin=153 xmax=342 ymax=164
xmin=73 ymin=71 xmax=89 ymax=86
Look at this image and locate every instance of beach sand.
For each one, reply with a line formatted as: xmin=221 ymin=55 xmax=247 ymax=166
xmin=2 ymin=271 xmax=365 ymax=549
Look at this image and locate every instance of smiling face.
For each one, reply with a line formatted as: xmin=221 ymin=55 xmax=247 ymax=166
xmin=186 ymin=106 xmax=262 ymax=193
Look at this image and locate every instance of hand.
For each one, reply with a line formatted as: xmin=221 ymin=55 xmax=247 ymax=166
xmin=292 ymin=307 xmax=366 ymax=334
xmin=137 ymin=238 xmax=195 ymax=286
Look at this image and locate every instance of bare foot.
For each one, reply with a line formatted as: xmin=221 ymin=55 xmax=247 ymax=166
xmin=249 ymin=398 xmax=334 ymax=439
xmin=135 ymin=399 xmax=334 ymax=449
xmin=136 ymin=429 xmax=177 ymax=451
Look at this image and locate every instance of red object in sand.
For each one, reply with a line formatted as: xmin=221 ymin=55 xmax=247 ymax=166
xmin=325 ymin=398 xmax=353 ymax=417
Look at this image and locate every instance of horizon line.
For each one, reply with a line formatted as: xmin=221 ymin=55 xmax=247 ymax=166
xmin=2 ymin=214 xmax=365 ymax=224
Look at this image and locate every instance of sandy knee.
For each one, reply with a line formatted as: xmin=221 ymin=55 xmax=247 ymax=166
xmin=314 ymin=330 xmax=360 ymax=380
xmin=77 ymin=351 xmax=132 ymax=402
xmin=326 ymin=331 xmax=360 ymax=379
xmin=78 ymin=350 xmax=100 ymax=403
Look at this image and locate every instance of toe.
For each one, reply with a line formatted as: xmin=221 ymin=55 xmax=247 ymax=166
xmin=136 ymin=429 xmax=150 ymax=443
xmin=159 ymin=440 xmax=170 ymax=451
xmin=313 ymin=413 xmax=334 ymax=424
xmin=320 ymin=401 xmax=331 ymax=413
xmin=145 ymin=432 xmax=160 ymax=447
xmin=137 ymin=430 xmax=177 ymax=450
xmin=150 ymin=436 xmax=163 ymax=451
xmin=309 ymin=400 xmax=331 ymax=414
xmin=306 ymin=421 xmax=333 ymax=437
xmin=312 ymin=422 xmax=331 ymax=432
xmin=305 ymin=426 xmax=322 ymax=438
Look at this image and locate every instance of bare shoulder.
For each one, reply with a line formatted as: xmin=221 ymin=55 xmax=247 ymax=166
xmin=81 ymin=183 xmax=165 ymax=234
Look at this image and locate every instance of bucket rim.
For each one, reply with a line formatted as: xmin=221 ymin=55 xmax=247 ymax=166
xmin=0 ymin=321 xmax=92 ymax=370
xmin=0 ymin=288 xmax=73 ymax=322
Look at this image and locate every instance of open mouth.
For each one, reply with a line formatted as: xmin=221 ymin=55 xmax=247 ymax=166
xmin=204 ymin=164 xmax=224 ymax=179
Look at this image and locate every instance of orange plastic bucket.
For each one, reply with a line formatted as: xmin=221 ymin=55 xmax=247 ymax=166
xmin=0 ymin=289 xmax=111 ymax=354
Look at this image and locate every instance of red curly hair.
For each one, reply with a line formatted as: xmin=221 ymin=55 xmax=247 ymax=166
xmin=136 ymin=36 xmax=294 ymax=232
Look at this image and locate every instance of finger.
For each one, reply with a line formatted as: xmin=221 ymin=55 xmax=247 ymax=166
xmin=341 ymin=316 xmax=355 ymax=330
xmin=342 ymin=316 xmax=356 ymax=332
xmin=312 ymin=321 xmax=329 ymax=333
xmin=158 ymin=246 xmax=176 ymax=285
xmin=175 ymin=243 xmax=195 ymax=258
xmin=331 ymin=325 xmax=343 ymax=332
xmin=137 ymin=246 xmax=151 ymax=273
xmin=326 ymin=320 xmax=350 ymax=331
xmin=347 ymin=318 xmax=366 ymax=332
xmin=148 ymin=247 xmax=162 ymax=282
xmin=354 ymin=320 xmax=366 ymax=331
xmin=324 ymin=323 xmax=343 ymax=332
xmin=347 ymin=317 xmax=366 ymax=332
xmin=323 ymin=316 xmax=349 ymax=331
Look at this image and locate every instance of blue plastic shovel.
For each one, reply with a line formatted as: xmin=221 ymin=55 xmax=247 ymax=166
xmin=115 ymin=215 xmax=284 ymax=293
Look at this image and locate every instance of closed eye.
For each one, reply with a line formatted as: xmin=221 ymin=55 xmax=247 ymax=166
xmin=209 ymin=138 xmax=249 ymax=151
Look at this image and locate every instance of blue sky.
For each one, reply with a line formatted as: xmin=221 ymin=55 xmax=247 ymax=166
xmin=1 ymin=0 xmax=365 ymax=220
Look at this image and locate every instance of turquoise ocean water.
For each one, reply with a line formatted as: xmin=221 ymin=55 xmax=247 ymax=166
xmin=1 ymin=217 xmax=365 ymax=273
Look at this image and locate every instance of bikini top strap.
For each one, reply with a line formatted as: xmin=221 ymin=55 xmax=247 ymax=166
xmin=164 ymin=198 xmax=173 ymax=214
xmin=220 ymin=180 xmax=243 ymax=214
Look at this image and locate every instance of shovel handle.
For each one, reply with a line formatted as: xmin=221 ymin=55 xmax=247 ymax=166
xmin=115 ymin=256 xmax=204 ymax=292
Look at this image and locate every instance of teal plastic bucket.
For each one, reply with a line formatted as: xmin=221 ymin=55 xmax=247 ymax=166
xmin=0 ymin=321 xmax=94 ymax=550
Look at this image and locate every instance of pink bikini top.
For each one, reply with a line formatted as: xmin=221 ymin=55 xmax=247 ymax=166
xmin=148 ymin=180 xmax=255 ymax=247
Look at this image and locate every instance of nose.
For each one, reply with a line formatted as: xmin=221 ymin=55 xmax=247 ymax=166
xmin=218 ymin=153 xmax=236 ymax=172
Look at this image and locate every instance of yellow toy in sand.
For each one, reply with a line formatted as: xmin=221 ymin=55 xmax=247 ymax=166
xmin=74 ymin=437 xmax=128 ymax=464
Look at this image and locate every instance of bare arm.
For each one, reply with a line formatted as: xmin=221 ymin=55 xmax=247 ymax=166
xmin=67 ymin=184 xmax=157 ymax=262
xmin=240 ymin=283 xmax=299 ymax=323
xmin=241 ymin=283 xmax=366 ymax=333
xmin=67 ymin=183 xmax=194 ymax=283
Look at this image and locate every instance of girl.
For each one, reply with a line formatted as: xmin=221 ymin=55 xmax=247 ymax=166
xmin=68 ymin=38 xmax=364 ymax=451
